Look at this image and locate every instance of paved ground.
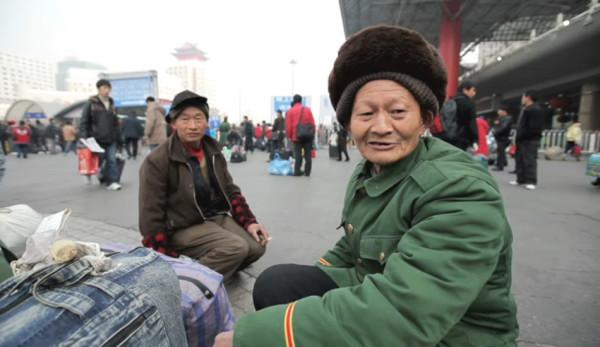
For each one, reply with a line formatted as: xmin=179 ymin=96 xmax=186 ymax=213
xmin=0 ymin=147 xmax=599 ymax=346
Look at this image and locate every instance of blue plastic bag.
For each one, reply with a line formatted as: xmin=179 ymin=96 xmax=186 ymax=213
xmin=269 ymin=154 xmax=293 ymax=176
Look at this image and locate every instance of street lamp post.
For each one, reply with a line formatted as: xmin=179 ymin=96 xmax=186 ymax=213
xmin=290 ymin=59 xmax=297 ymax=95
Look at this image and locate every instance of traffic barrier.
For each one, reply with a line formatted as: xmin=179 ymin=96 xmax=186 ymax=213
xmin=539 ymin=130 xmax=600 ymax=154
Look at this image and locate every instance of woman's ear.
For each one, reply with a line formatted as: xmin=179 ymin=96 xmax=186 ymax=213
xmin=419 ymin=110 xmax=434 ymax=136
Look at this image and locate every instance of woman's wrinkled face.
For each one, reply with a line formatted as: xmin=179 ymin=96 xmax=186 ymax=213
xmin=350 ymin=80 xmax=426 ymax=168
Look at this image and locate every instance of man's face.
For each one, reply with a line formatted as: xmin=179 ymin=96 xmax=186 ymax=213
xmin=464 ymin=87 xmax=477 ymax=99
xmin=497 ymin=109 xmax=508 ymax=117
xmin=98 ymin=85 xmax=111 ymax=98
xmin=173 ymin=106 xmax=208 ymax=144
xmin=350 ymin=80 xmax=426 ymax=168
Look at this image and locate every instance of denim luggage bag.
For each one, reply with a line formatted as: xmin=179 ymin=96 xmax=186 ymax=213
xmin=0 ymin=247 xmax=187 ymax=347
xmin=103 ymin=243 xmax=236 ymax=347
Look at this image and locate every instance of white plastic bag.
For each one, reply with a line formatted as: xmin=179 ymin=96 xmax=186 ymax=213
xmin=0 ymin=205 xmax=44 ymax=258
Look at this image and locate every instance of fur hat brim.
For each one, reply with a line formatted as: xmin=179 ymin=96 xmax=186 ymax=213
xmin=328 ymin=25 xmax=447 ymax=127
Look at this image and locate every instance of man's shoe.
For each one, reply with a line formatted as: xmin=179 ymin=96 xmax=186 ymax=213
xmin=107 ymin=183 xmax=122 ymax=191
xmin=509 ymin=180 xmax=520 ymax=186
xmin=523 ymin=184 xmax=536 ymax=190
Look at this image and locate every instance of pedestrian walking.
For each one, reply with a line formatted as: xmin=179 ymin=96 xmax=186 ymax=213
xmin=219 ymin=116 xmax=231 ymax=147
xmin=242 ymin=116 xmax=254 ymax=153
xmin=564 ymin=121 xmax=582 ymax=161
xmin=79 ymin=79 xmax=122 ymax=191
xmin=0 ymin=120 xmax=10 ymax=155
xmin=143 ymin=96 xmax=167 ymax=151
xmin=336 ymin=123 xmax=349 ymax=161
xmin=44 ymin=118 xmax=60 ymax=154
xmin=510 ymin=90 xmax=545 ymax=190
xmin=12 ymin=120 xmax=31 ymax=159
xmin=32 ymin=120 xmax=47 ymax=153
xmin=492 ymin=106 xmax=513 ymax=171
xmin=270 ymin=111 xmax=285 ymax=155
xmin=286 ymin=94 xmax=316 ymax=176
xmin=121 ymin=112 xmax=143 ymax=159
xmin=62 ymin=120 xmax=78 ymax=155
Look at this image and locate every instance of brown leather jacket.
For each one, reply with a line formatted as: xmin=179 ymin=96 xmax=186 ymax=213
xmin=139 ymin=133 xmax=257 ymax=244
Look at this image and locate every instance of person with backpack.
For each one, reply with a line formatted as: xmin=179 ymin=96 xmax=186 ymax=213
xmin=285 ymin=94 xmax=316 ymax=176
xmin=432 ymin=81 xmax=479 ymax=151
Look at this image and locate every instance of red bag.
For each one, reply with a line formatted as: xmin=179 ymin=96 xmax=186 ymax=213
xmin=508 ymin=144 xmax=517 ymax=158
xmin=311 ymin=149 xmax=316 ymax=158
xmin=78 ymin=148 xmax=99 ymax=175
xmin=573 ymin=145 xmax=582 ymax=156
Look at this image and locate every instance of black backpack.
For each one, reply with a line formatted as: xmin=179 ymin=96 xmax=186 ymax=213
xmin=438 ymin=98 xmax=459 ymax=140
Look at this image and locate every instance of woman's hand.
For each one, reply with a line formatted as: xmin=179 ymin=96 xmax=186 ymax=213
xmin=213 ymin=331 xmax=234 ymax=347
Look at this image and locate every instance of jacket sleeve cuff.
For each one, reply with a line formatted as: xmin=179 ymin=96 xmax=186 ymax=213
xmin=234 ymin=303 xmax=289 ymax=347
xmin=141 ymin=231 xmax=179 ymax=258
xmin=230 ymin=193 xmax=258 ymax=229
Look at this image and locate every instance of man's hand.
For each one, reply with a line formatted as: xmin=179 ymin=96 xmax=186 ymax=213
xmin=246 ymin=223 xmax=270 ymax=246
xmin=213 ymin=331 xmax=234 ymax=347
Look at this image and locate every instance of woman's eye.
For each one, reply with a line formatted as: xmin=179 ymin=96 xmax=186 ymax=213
xmin=390 ymin=109 xmax=405 ymax=114
xmin=358 ymin=111 xmax=373 ymax=116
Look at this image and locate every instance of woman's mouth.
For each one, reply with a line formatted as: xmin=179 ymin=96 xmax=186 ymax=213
xmin=367 ymin=141 xmax=398 ymax=150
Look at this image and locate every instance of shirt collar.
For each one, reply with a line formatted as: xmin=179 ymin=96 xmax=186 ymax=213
xmin=357 ymin=140 xmax=425 ymax=198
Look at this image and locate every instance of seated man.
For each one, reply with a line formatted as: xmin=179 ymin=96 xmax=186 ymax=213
xmin=139 ymin=90 xmax=269 ymax=281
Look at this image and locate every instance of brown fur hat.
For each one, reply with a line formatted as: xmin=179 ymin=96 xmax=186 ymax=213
xmin=328 ymin=25 xmax=447 ymax=128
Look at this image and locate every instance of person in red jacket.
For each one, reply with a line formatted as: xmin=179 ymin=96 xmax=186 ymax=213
xmin=475 ymin=116 xmax=490 ymax=158
xmin=285 ymin=94 xmax=316 ymax=176
xmin=12 ymin=120 xmax=32 ymax=159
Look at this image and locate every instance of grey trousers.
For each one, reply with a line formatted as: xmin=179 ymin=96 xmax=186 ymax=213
xmin=170 ymin=215 xmax=265 ymax=281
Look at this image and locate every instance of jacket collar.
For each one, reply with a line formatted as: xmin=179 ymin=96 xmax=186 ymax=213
xmin=355 ymin=140 xmax=425 ymax=198
xmin=168 ymin=133 xmax=222 ymax=163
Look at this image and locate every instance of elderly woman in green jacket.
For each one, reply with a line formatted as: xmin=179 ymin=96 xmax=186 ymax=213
xmin=215 ymin=25 xmax=518 ymax=347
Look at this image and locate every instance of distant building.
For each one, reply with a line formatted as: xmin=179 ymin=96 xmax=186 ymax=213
xmin=0 ymin=52 xmax=55 ymax=104
xmin=56 ymin=58 xmax=107 ymax=94
xmin=166 ymin=43 xmax=216 ymax=102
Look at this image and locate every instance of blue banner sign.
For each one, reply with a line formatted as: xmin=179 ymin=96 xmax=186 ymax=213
xmin=111 ymin=77 xmax=154 ymax=107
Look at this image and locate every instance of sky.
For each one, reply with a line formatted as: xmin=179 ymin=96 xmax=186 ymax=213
xmin=0 ymin=0 xmax=346 ymax=123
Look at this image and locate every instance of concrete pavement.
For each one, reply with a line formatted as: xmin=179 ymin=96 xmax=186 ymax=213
xmin=0 ymin=147 xmax=598 ymax=346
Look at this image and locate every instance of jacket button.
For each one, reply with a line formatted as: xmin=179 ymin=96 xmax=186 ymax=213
xmin=356 ymin=258 xmax=363 ymax=264
xmin=379 ymin=252 xmax=385 ymax=262
xmin=347 ymin=224 xmax=354 ymax=234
